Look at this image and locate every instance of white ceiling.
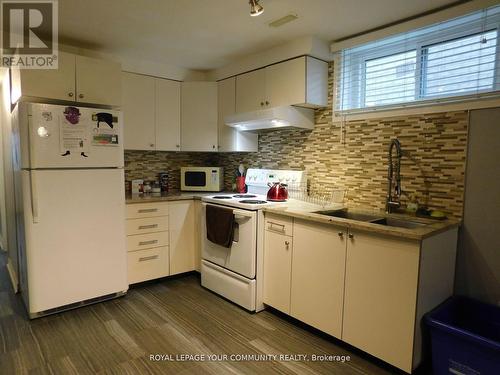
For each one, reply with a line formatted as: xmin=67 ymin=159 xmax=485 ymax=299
xmin=58 ymin=0 xmax=461 ymax=71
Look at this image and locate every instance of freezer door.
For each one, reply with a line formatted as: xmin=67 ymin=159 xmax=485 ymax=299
xmin=21 ymin=103 xmax=123 ymax=169
xmin=20 ymin=168 xmax=127 ymax=314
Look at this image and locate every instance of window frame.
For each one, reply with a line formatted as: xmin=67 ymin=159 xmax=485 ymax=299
xmin=338 ymin=20 xmax=500 ymax=113
xmin=420 ymin=29 xmax=500 ymax=99
xmin=363 ymin=49 xmax=418 ymax=107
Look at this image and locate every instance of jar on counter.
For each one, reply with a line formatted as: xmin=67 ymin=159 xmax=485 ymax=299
xmin=143 ymin=181 xmax=152 ymax=193
xmin=151 ymin=182 xmax=161 ymax=193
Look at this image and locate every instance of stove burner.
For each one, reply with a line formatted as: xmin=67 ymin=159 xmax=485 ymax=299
xmin=212 ymin=196 xmax=233 ymax=199
xmin=233 ymin=194 xmax=257 ymax=198
xmin=239 ymin=200 xmax=268 ymax=204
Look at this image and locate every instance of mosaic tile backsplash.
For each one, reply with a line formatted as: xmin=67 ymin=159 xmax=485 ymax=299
xmin=125 ymin=63 xmax=469 ymax=218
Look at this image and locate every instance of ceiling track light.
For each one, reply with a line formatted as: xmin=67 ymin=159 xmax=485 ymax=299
xmin=249 ymin=0 xmax=264 ymax=17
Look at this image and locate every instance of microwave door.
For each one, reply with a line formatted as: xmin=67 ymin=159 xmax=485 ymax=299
xmin=185 ymin=171 xmax=207 ymax=187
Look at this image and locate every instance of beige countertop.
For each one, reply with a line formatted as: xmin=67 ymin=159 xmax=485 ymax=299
xmin=263 ymin=204 xmax=460 ymax=241
xmin=125 ymin=191 xmax=219 ymax=204
xmin=126 ymin=193 xmax=459 ymax=240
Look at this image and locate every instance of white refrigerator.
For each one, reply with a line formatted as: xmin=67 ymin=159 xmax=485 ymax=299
xmin=12 ymin=102 xmax=128 ymax=318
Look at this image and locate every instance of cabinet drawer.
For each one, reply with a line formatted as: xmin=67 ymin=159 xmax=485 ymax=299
xmin=127 ymin=231 xmax=169 ymax=252
xmin=126 ymin=202 xmax=168 ymax=219
xmin=126 ymin=216 xmax=169 ymax=235
xmin=265 ymin=213 xmax=293 ymax=236
xmin=128 ymin=246 xmax=169 ymax=284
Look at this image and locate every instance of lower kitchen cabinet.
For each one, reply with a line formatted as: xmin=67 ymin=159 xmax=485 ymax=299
xmin=263 ymin=215 xmax=293 ymax=314
xmin=169 ymin=200 xmax=196 ymax=275
xmin=261 ymin=212 xmax=458 ymax=374
xmin=342 ymin=231 xmax=420 ymax=372
xmin=290 ymin=220 xmax=346 ymax=338
xmin=126 ymin=200 xmax=200 ymax=284
xmin=128 ymin=246 xmax=169 ymax=285
xmin=126 ymin=202 xmax=170 ymax=284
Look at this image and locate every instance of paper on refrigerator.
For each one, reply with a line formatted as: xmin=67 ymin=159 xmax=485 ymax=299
xmin=59 ymin=116 xmax=90 ymax=154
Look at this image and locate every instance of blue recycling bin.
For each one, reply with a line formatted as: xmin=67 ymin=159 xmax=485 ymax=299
xmin=425 ymin=296 xmax=500 ymax=375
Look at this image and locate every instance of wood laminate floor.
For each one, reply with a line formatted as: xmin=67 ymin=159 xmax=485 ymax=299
xmin=0 ymin=254 xmax=406 ymax=375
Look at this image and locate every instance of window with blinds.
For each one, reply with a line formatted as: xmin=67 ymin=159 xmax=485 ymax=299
xmin=334 ymin=5 xmax=500 ymax=114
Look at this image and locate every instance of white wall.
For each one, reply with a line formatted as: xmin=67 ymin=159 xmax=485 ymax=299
xmin=0 ymin=69 xmax=6 ymax=251
xmin=456 ymin=108 xmax=500 ymax=306
xmin=208 ymin=36 xmax=332 ymax=81
xmin=59 ymin=44 xmax=209 ymax=81
xmin=0 ymin=68 xmax=19 ymax=290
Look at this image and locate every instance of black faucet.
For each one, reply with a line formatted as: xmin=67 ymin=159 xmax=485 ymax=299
xmin=386 ymin=138 xmax=402 ymax=213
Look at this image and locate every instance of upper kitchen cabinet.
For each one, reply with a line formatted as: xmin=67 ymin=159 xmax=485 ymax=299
xmin=74 ymin=55 xmax=122 ymax=107
xmin=218 ymin=77 xmax=258 ymax=152
xmin=235 ymin=69 xmax=266 ymax=113
xmin=266 ymin=57 xmax=327 ymax=108
xmin=122 ymin=73 xmax=181 ymax=151
xmin=156 ymin=79 xmax=181 ymax=151
xmin=11 ymin=51 xmax=76 ymax=103
xmin=11 ymin=52 xmax=122 ymax=107
xmin=181 ymin=82 xmax=218 ymax=152
xmin=122 ymin=72 xmax=156 ymax=150
xmin=235 ymin=56 xmax=328 ymax=113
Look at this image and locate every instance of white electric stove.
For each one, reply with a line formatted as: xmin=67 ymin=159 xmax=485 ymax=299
xmin=200 ymin=169 xmax=307 ymax=312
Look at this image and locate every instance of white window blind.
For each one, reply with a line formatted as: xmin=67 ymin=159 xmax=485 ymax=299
xmin=334 ymin=4 xmax=500 ymax=114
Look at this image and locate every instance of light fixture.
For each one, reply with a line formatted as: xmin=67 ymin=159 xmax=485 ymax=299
xmin=249 ymin=0 xmax=264 ymax=17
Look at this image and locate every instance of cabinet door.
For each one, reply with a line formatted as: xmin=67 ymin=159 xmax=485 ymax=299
xmin=75 ymin=55 xmax=121 ymax=106
xmin=155 ymin=79 xmax=181 ymax=151
xmin=265 ymin=57 xmax=306 ymax=108
xmin=235 ymin=69 xmax=266 ymax=113
xmin=169 ymin=201 xmax=196 ymax=275
xmin=218 ymin=77 xmax=236 ymax=152
xmin=263 ymin=230 xmax=292 ymax=314
xmin=342 ymin=231 xmax=420 ymax=373
xmin=122 ymin=72 xmax=156 ymax=150
xmin=12 ymin=51 xmax=76 ymax=102
xmin=291 ymin=221 xmax=346 ymax=338
xmin=218 ymin=77 xmax=258 ymax=152
xmin=181 ymin=82 xmax=218 ymax=152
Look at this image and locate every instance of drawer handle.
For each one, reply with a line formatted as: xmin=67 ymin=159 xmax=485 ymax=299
xmin=139 ymin=255 xmax=159 ymax=262
xmin=268 ymin=222 xmax=285 ymax=233
xmin=138 ymin=208 xmax=158 ymax=213
xmin=138 ymin=240 xmax=158 ymax=246
xmin=138 ymin=224 xmax=158 ymax=230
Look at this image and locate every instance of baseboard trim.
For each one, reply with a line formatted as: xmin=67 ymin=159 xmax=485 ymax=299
xmin=6 ymin=259 xmax=19 ymax=293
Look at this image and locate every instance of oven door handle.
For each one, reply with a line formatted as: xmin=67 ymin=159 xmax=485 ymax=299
xmin=234 ymin=214 xmax=250 ymax=222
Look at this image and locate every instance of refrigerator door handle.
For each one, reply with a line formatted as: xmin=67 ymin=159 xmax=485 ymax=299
xmin=30 ymin=171 xmax=39 ymax=223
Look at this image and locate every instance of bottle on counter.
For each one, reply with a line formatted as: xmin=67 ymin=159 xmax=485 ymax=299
xmin=159 ymin=172 xmax=169 ymax=192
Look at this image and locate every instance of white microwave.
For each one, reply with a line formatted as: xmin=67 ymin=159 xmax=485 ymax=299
xmin=181 ymin=167 xmax=224 ymax=192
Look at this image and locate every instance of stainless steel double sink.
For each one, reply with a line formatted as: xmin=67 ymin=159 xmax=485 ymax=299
xmin=313 ymin=208 xmax=427 ymax=229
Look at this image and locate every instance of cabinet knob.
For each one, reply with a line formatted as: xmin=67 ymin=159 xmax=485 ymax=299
xmin=150 ymin=143 xmax=155 ymax=148
xmin=285 ymin=240 xmax=290 ymax=249
xmin=265 ymin=101 xmax=269 ymax=106
xmin=338 ymin=232 xmax=344 ymax=238
xmin=78 ymin=93 xmax=84 ymax=99
xmin=348 ymin=233 xmax=354 ymax=239
xmin=176 ymin=144 xmax=180 ymax=148
xmin=260 ymin=102 xmax=264 ymax=106
xmin=68 ymin=92 xmax=74 ymax=98
xmin=212 ymin=145 xmax=216 ymax=149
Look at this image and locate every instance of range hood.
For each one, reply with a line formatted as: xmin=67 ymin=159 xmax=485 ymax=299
xmin=225 ymin=106 xmax=314 ymax=132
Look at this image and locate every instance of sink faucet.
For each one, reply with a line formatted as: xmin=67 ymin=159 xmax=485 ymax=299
xmin=386 ymin=138 xmax=402 ymax=213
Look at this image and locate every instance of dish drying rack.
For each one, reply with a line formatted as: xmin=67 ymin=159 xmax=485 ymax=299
xmin=286 ymin=182 xmax=347 ymax=207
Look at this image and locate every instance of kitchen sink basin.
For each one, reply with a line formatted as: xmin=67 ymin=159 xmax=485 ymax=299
xmin=370 ymin=218 xmax=427 ymax=229
xmin=313 ymin=209 xmax=428 ymax=229
xmin=313 ymin=209 xmax=381 ymax=222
